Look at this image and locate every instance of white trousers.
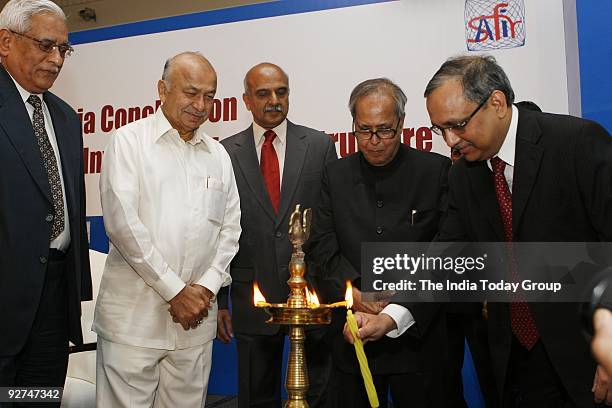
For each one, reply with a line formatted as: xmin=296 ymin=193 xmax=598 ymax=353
xmin=96 ymin=337 xmax=213 ymax=408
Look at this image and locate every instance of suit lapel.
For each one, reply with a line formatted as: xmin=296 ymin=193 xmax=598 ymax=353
xmin=276 ymin=121 xmax=308 ymax=226
xmin=0 ymin=67 xmax=51 ymax=203
xmin=45 ymin=93 xmax=77 ymax=219
xmin=466 ymin=160 xmax=504 ymax=240
xmin=512 ymin=109 xmax=543 ymax=234
xmin=233 ymin=126 xmax=277 ymax=220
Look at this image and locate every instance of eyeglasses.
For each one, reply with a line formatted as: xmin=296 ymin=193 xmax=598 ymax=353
xmin=10 ymin=30 xmax=74 ymax=58
xmin=353 ymin=119 xmax=401 ymax=141
xmin=430 ymin=93 xmax=491 ymax=137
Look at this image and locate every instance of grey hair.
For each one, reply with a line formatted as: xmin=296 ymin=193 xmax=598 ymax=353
xmin=243 ymin=62 xmax=289 ymax=94
xmin=0 ymin=0 xmax=65 ymax=33
xmin=348 ymin=78 xmax=407 ymax=119
xmin=162 ymin=51 xmax=210 ymax=89
xmin=424 ymin=54 xmax=515 ymax=105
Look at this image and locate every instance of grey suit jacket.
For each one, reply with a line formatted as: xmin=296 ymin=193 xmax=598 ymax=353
xmin=219 ymin=120 xmax=337 ymax=335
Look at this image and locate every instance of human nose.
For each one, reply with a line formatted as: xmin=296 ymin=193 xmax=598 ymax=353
xmin=443 ymin=129 xmax=462 ymax=148
xmin=48 ymin=47 xmax=64 ymax=65
xmin=369 ymin=133 xmax=381 ymax=145
xmin=193 ymin=96 xmax=207 ymax=112
xmin=270 ymin=93 xmax=279 ymax=105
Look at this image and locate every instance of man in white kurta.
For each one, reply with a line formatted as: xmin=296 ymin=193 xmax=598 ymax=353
xmin=93 ymin=52 xmax=241 ymax=407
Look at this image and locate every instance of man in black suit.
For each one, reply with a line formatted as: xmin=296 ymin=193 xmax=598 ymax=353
xmin=424 ymin=55 xmax=612 ymax=407
xmin=0 ymin=0 xmax=91 ymax=391
xmin=306 ymin=78 xmax=453 ymax=407
xmin=218 ymin=63 xmax=337 ymax=407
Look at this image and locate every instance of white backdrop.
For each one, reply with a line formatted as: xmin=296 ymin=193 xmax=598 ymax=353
xmin=52 ymin=0 xmax=575 ymax=220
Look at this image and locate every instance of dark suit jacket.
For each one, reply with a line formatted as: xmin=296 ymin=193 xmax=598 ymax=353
xmin=437 ymin=106 xmax=612 ymax=407
xmin=219 ymin=121 xmax=337 ymax=335
xmin=0 ymin=66 xmax=92 ymax=356
xmin=305 ymin=145 xmax=452 ymax=380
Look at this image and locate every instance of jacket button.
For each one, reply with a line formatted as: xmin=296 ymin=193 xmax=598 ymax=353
xmin=377 ymin=200 xmax=383 ymax=208
xmin=275 ymin=231 xmax=283 ymax=238
xmin=40 ymin=256 xmax=47 ymax=264
xmin=376 ymin=226 xmax=383 ymax=235
xmin=46 ymin=214 xmax=54 ymax=222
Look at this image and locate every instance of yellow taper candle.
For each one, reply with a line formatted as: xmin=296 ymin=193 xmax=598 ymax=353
xmin=346 ymin=309 xmax=379 ymax=408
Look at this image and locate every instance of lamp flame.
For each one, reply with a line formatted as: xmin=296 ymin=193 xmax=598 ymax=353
xmin=308 ymin=288 xmax=320 ymax=307
xmin=345 ymin=281 xmax=353 ymax=309
xmin=253 ymin=282 xmax=267 ymax=305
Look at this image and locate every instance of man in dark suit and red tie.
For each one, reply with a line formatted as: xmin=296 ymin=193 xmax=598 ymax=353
xmin=0 ymin=0 xmax=92 ymax=391
xmin=218 ymin=62 xmax=337 ymax=407
xmin=423 ymin=55 xmax=612 ymax=407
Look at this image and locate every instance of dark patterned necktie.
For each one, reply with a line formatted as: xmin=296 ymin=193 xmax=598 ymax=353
xmin=260 ymin=129 xmax=280 ymax=213
xmin=491 ymin=156 xmax=539 ymax=350
xmin=27 ymin=94 xmax=65 ymax=241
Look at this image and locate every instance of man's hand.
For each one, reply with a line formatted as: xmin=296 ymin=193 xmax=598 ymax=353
xmin=593 ymin=364 xmax=612 ymax=405
xmin=168 ymin=285 xmax=213 ymax=330
xmin=593 ymin=309 xmax=612 ymax=376
xmin=593 ymin=309 xmax=612 ymax=404
xmin=192 ymin=284 xmax=215 ymax=306
xmin=352 ymin=287 xmax=388 ymax=315
xmin=343 ymin=312 xmax=397 ymax=345
xmin=217 ymin=309 xmax=233 ymax=343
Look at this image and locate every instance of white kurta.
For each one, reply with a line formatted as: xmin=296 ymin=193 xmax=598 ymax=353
xmin=93 ymin=107 xmax=241 ymax=350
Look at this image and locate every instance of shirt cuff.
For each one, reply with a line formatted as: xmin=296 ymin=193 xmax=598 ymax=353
xmin=158 ymin=266 xmax=186 ymax=302
xmin=381 ymin=304 xmax=415 ymax=338
xmin=195 ymin=269 xmax=225 ymax=297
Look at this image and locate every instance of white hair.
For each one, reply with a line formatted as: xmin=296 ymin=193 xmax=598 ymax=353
xmin=0 ymin=0 xmax=66 ymax=33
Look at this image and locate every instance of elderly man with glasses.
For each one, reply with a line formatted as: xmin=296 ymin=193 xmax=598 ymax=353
xmin=305 ymin=78 xmax=455 ymax=407
xmin=0 ymin=0 xmax=91 ymax=393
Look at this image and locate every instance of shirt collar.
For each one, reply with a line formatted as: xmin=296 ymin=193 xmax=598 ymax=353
xmin=7 ymin=71 xmax=42 ymax=104
xmin=488 ymin=104 xmax=518 ymax=169
xmin=253 ymin=119 xmax=287 ymax=147
xmin=154 ymin=106 xmax=211 ymax=150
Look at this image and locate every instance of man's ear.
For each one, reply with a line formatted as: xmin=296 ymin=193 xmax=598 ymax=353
xmin=490 ymin=90 xmax=509 ymax=118
xmin=242 ymin=93 xmax=252 ymax=112
xmin=157 ymin=80 xmax=167 ymax=104
xmin=0 ymin=29 xmax=13 ymax=58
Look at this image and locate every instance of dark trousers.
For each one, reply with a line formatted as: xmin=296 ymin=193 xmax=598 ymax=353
xmin=331 ymin=366 xmax=430 ymax=408
xmin=235 ymin=326 xmax=331 ymax=408
xmin=447 ymin=311 xmax=499 ymax=408
xmin=0 ymin=252 xmax=69 ymax=407
xmin=503 ymin=337 xmax=574 ymax=408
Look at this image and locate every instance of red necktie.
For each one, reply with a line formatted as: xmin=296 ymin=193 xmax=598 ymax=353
xmin=261 ymin=130 xmax=280 ymax=213
xmin=491 ymin=157 xmax=540 ymax=350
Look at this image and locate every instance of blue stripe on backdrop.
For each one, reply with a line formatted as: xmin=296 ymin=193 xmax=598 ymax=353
xmin=576 ymin=0 xmax=612 ymax=133
xmin=69 ymin=0 xmax=395 ymax=45
xmin=463 ymin=342 xmax=486 ymax=408
xmin=86 ymin=216 xmax=108 ymax=253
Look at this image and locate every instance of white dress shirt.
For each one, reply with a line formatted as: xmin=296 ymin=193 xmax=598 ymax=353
xmin=253 ymin=119 xmax=287 ymax=187
xmin=94 ymin=108 xmax=241 ymax=350
xmin=487 ymin=104 xmax=519 ymax=190
xmin=9 ymin=74 xmax=70 ymax=251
